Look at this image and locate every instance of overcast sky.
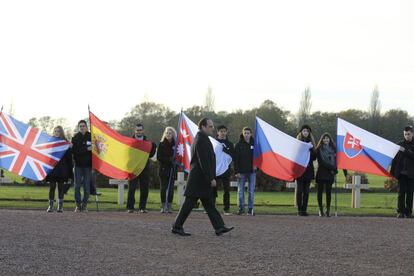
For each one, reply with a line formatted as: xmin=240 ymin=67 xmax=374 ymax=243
xmin=1 ymin=0 xmax=413 ymax=126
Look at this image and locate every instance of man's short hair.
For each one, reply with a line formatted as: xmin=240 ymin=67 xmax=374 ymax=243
xmin=404 ymin=126 xmax=413 ymax=132
xmin=242 ymin=127 xmax=252 ymax=133
xmin=217 ymin=125 xmax=227 ymax=131
xmin=198 ymin=118 xmax=210 ymax=130
xmin=78 ymin=120 xmax=87 ymax=127
xmin=136 ymin=123 xmax=144 ymax=129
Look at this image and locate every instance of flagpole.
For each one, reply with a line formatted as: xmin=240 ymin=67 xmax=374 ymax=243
xmin=88 ymin=105 xmax=99 ymax=211
xmin=335 ymin=115 xmax=339 ymax=217
xmin=334 ymin=175 xmax=338 ymax=217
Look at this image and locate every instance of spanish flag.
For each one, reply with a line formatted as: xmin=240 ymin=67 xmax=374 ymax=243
xmin=90 ymin=112 xmax=152 ymax=180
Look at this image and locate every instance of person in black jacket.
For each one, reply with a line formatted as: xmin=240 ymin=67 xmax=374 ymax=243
xmin=157 ymin=126 xmax=176 ymax=213
xmin=215 ymin=125 xmax=234 ymax=215
xmin=71 ymin=120 xmax=92 ymax=212
xmin=45 ymin=126 xmax=73 ymax=213
xmin=126 ymin=123 xmax=157 ymax=213
xmin=171 ymin=118 xmax=234 ymax=236
xmin=234 ymin=127 xmax=256 ymax=216
xmin=295 ymin=124 xmax=316 ymax=216
xmin=315 ymin=133 xmax=338 ymax=217
xmin=391 ymin=126 xmax=414 ymax=218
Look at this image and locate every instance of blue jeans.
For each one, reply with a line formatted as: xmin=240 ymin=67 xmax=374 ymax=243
xmin=74 ymin=166 xmax=91 ymax=205
xmin=238 ymin=173 xmax=256 ymax=211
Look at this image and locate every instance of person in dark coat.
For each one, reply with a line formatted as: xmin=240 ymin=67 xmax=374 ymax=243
xmin=157 ymin=126 xmax=176 ymax=213
xmin=214 ymin=125 xmax=234 ymax=215
xmin=295 ymin=124 xmax=316 ymax=216
xmin=45 ymin=126 xmax=73 ymax=213
xmin=171 ymin=118 xmax=234 ymax=236
xmin=234 ymin=127 xmax=256 ymax=216
xmin=126 ymin=123 xmax=157 ymax=213
xmin=391 ymin=126 xmax=414 ymax=218
xmin=315 ymin=132 xmax=338 ymax=217
xmin=71 ymin=120 xmax=92 ymax=212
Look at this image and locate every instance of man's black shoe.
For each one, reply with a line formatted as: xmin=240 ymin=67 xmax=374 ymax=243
xmin=406 ymin=214 xmax=413 ymax=219
xmin=215 ymin=226 xmax=234 ymax=236
xmin=397 ymin=213 xmax=405 ymax=218
xmin=171 ymin=227 xmax=191 ymax=236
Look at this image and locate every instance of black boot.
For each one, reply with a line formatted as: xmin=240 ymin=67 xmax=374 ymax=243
xmin=326 ymin=207 xmax=330 ymax=217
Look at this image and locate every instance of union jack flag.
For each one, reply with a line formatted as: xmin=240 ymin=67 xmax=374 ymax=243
xmin=0 ymin=113 xmax=70 ymax=181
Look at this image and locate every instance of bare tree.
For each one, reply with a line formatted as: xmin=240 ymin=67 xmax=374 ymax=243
xmin=297 ymin=87 xmax=312 ymax=127
xmin=204 ymin=85 xmax=215 ymax=112
xmin=368 ymin=85 xmax=381 ymax=133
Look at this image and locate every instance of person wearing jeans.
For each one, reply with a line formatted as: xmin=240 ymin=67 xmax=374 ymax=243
xmin=237 ymin=172 xmax=256 ymax=215
xmin=71 ymin=120 xmax=92 ymax=212
xmin=234 ymin=127 xmax=256 ymax=216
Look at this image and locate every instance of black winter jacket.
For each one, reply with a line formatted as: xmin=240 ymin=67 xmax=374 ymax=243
xmin=71 ymin=132 xmax=92 ymax=168
xmin=46 ymin=148 xmax=73 ymax=183
xmin=234 ymin=135 xmax=254 ymax=174
xmin=391 ymin=140 xmax=414 ymax=179
xmin=315 ymin=147 xmax=337 ymax=183
xmin=156 ymin=139 xmax=175 ymax=178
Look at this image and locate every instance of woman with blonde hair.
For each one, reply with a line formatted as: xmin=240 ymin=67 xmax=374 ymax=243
xmin=45 ymin=126 xmax=73 ymax=212
xmin=295 ymin=125 xmax=316 ymax=216
xmin=315 ymin=132 xmax=338 ymax=217
xmin=157 ymin=126 xmax=177 ymax=213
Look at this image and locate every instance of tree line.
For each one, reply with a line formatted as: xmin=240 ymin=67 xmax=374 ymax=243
xmin=25 ymin=89 xmax=414 ymax=190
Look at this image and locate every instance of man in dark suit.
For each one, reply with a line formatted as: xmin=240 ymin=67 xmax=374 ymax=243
xmin=171 ymin=118 xmax=234 ymax=236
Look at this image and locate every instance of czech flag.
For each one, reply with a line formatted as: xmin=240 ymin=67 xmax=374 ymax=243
xmin=337 ymin=118 xmax=400 ymax=177
xmin=253 ymin=117 xmax=313 ymax=181
xmin=175 ymin=112 xmax=232 ymax=176
xmin=90 ymin=111 xmax=152 ymax=180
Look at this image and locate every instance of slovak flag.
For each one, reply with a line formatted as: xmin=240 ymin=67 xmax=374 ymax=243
xmin=175 ymin=112 xmax=232 ymax=176
xmin=337 ymin=118 xmax=400 ymax=176
xmin=253 ymin=117 xmax=313 ymax=181
xmin=0 ymin=112 xmax=70 ymax=181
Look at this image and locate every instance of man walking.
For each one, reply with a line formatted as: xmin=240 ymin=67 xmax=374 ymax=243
xmin=171 ymin=118 xmax=234 ymax=236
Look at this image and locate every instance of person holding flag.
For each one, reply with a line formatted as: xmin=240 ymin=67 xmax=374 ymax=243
xmin=215 ymin=125 xmax=234 ymax=215
xmin=391 ymin=126 xmax=414 ymax=218
xmin=72 ymin=120 xmax=92 ymax=212
xmin=126 ymin=123 xmax=157 ymax=213
xmin=295 ymin=125 xmax=316 ymax=216
xmin=157 ymin=126 xmax=177 ymax=213
xmin=171 ymin=118 xmax=234 ymax=236
xmin=45 ymin=126 xmax=73 ymax=213
xmin=315 ymin=133 xmax=337 ymax=217
xmin=234 ymin=127 xmax=256 ymax=216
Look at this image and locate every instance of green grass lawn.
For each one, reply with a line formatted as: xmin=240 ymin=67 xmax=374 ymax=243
xmin=0 ymin=185 xmax=398 ymax=217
